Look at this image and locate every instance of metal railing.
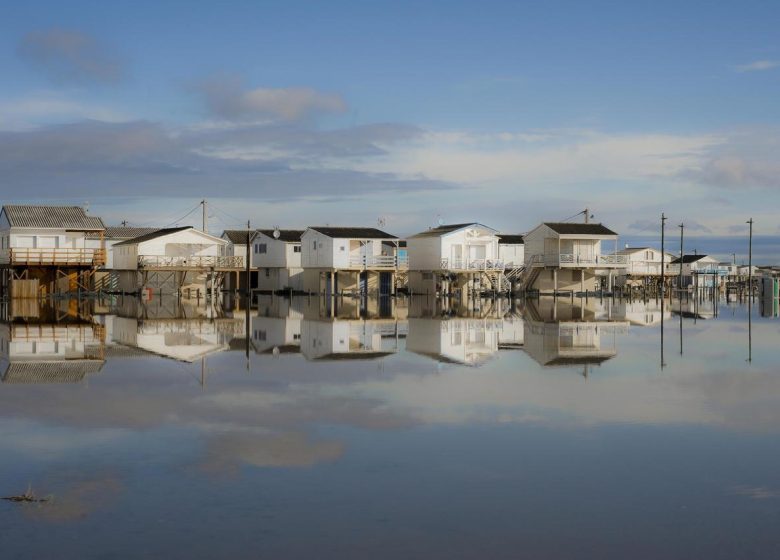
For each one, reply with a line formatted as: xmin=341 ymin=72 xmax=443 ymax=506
xmin=1 ymin=248 xmax=106 ymax=266
xmin=439 ymin=258 xmax=504 ymax=271
xmin=347 ymin=254 xmax=408 ymax=269
xmin=138 ymin=255 xmax=245 ymax=269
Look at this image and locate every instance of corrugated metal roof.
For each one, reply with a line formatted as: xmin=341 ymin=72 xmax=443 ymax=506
xmin=88 ymin=226 xmax=160 ymax=240
xmin=2 ymin=205 xmax=105 ymax=230
xmin=670 ymin=254 xmax=709 ymax=264
xmin=2 ymin=360 xmax=104 ymax=384
xmin=543 ymin=222 xmax=618 ymax=236
xmin=256 ymin=229 xmax=305 ymax=242
xmin=308 ymin=227 xmax=398 ymax=239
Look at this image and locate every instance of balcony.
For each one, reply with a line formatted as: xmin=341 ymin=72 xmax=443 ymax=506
xmin=439 ymin=258 xmax=504 ymax=271
xmin=530 ymin=253 xmax=628 ymax=268
xmin=1 ymin=248 xmax=106 ymax=267
xmin=348 ymin=254 xmax=408 ymax=269
xmin=138 ymin=255 xmax=245 ymax=269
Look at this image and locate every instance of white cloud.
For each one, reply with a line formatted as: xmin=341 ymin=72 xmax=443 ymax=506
xmin=0 ymin=93 xmax=127 ymax=131
xmin=735 ymin=60 xmax=779 ymax=73
xmin=197 ymin=76 xmax=346 ymax=121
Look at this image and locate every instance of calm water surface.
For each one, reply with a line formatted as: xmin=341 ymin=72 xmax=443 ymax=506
xmin=1 ymin=295 xmax=779 ymax=559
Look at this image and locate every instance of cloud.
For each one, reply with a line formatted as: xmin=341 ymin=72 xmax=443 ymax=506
xmin=688 ymin=128 xmax=780 ymax=190
xmin=0 ymin=119 xmax=449 ymax=200
xmin=17 ymin=28 xmax=123 ymax=85
xmin=197 ymin=76 xmax=346 ymax=121
xmin=0 ymin=93 xmax=126 ymax=131
xmin=735 ymin=60 xmax=779 ymax=73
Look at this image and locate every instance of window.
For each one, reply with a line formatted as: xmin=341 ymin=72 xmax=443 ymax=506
xmin=313 ymin=240 xmax=317 ymax=250
xmin=422 ymin=272 xmax=433 ymax=280
xmin=293 ymin=333 xmax=301 ymax=340
xmin=265 ymin=268 xmax=270 ymax=277
xmin=257 ymin=243 xmax=267 ymax=254
xmin=340 ymin=245 xmax=345 ymax=251
xmin=293 ymin=245 xmax=301 ymax=253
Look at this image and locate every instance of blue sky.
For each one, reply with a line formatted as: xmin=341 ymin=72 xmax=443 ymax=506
xmin=0 ymin=0 xmax=778 ymax=259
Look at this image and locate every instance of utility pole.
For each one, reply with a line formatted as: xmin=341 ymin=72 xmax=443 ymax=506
xmin=121 ymin=220 xmax=128 ymax=227
xmin=584 ymin=208 xmax=590 ymax=224
xmin=660 ymin=213 xmax=667 ymax=298
xmin=747 ymin=218 xmax=754 ymax=301
xmin=201 ymin=199 xmax=208 ymax=234
xmin=245 ymin=219 xmax=252 ymax=368
xmin=678 ymin=223 xmax=684 ymax=291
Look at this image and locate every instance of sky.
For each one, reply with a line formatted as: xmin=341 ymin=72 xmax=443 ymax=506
xmin=0 ymin=0 xmax=778 ymax=260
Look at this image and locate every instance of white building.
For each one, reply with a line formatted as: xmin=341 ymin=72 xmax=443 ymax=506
xmin=301 ymin=227 xmax=403 ymax=296
xmin=300 ymin=318 xmax=403 ymax=361
xmin=112 ymin=226 xmax=232 ymax=295
xmin=0 ymin=205 xmax=106 ymax=297
xmin=668 ymin=255 xmax=723 ymax=287
xmin=614 ymin=247 xmax=676 ymax=286
xmin=406 ymin=317 xmax=501 ymax=366
xmin=109 ymin=317 xmax=231 ymax=362
xmin=523 ymin=317 xmax=628 ymax=370
xmin=0 ymin=320 xmax=105 ymax=384
xmin=253 ymin=229 xmax=305 ymax=292
xmin=407 ymin=223 xmax=504 ymax=296
xmin=497 ymin=234 xmax=525 ymax=268
xmin=86 ymin=226 xmax=160 ymax=270
xmin=522 ymin=222 xmax=626 ymax=293
xmin=113 ymin=226 xmax=232 ymax=271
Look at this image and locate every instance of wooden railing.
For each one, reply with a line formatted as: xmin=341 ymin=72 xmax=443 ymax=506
xmin=138 ymin=255 xmax=245 ymax=269
xmin=1 ymin=248 xmax=105 ymax=266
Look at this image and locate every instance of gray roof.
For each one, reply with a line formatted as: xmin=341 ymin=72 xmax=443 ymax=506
xmin=497 ymin=234 xmax=524 ymax=244
xmin=222 ymin=230 xmax=259 ymax=244
xmin=2 ymin=360 xmax=104 ymax=384
xmin=88 ymin=226 xmax=160 ymax=240
xmin=309 ymin=227 xmax=398 ymax=239
xmin=671 ymin=254 xmax=709 ymax=264
xmin=2 ymin=205 xmax=105 ymax=230
xmin=543 ymin=222 xmax=618 ymax=236
xmin=113 ymin=226 xmax=192 ymax=246
xmin=256 ymin=229 xmax=305 ymax=242
xmin=410 ymin=223 xmax=496 ymax=239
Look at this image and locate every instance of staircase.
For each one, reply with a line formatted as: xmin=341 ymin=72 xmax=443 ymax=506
xmin=517 ymin=266 xmax=541 ymax=294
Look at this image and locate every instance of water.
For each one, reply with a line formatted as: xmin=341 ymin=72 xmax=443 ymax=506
xmin=0 ymin=294 xmax=778 ymax=559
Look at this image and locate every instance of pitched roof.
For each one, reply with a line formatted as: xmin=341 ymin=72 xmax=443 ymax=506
xmin=2 ymin=205 xmax=105 ymax=230
xmin=308 ymin=227 xmax=398 ymax=239
xmin=543 ymin=222 xmax=618 ymax=236
xmin=221 ymin=229 xmax=259 ymax=244
xmin=497 ymin=234 xmax=524 ymax=244
xmin=88 ymin=226 xmax=160 ymax=240
xmin=256 ymin=229 xmax=305 ymax=242
xmin=113 ymin=226 xmax=193 ymax=246
xmin=409 ymin=223 xmax=497 ymax=238
xmin=2 ymin=360 xmax=104 ymax=384
xmin=670 ymin=254 xmax=709 ymax=264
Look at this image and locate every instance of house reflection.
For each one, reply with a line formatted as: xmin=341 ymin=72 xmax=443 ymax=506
xmin=523 ymin=299 xmax=628 ymax=371
xmin=406 ymin=317 xmax=502 ymax=366
xmin=0 ymin=307 xmax=105 ymax=384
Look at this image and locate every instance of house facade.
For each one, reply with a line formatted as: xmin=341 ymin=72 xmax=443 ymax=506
xmin=253 ymin=229 xmax=304 ymax=292
xmin=614 ymin=247 xmax=676 ymax=286
xmin=668 ymin=255 xmax=723 ymax=288
xmin=522 ymin=222 xmax=626 ymax=293
xmin=407 ymin=223 xmax=504 ymax=296
xmin=112 ymin=227 xmax=232 ymax=295
xmin=0 ymin=205 xmax=106 ymax=297
xmin=301 ymin=227 xmax=403 ymax=296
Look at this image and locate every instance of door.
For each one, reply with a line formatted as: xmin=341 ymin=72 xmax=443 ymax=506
xmin=451 ymin=244 xmax=463 ymax=268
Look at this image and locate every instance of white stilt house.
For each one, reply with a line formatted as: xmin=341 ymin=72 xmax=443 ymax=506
xmin=301 ymin=227 xmax=404 ymax=296
xmin=521 ymin=222 xmax=626 ymax=294
xmin=252 ymin=229 xmax=305 ymax=292
xmin=406 ymin=223 xmax=505 ymax=296
xmin=614 ymin=247 xmax=676 ymax=287
xmin=112 ymin=226 xmax=233 ymax=295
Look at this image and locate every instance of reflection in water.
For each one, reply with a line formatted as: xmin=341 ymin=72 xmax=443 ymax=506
xmin=0 ymin=295 xmax=775 ymax=559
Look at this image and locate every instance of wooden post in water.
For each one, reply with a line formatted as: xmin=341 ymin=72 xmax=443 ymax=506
xmin=747 ymin=218 xmax=754 ymax=302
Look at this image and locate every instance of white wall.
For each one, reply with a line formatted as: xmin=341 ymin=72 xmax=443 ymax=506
xmin=499 ymin=244 xmax=524 ymax=267
xmin=252 ymin=232 xmax=302 ymax=268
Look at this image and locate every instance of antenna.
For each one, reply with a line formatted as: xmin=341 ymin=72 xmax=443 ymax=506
xmin=377 ymin=216 xmax=386 ymax=228
xmin=273 ymin=226 xmax=281 ymax=239
xmin=436 ymin=214 xmax=444 ymax=226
